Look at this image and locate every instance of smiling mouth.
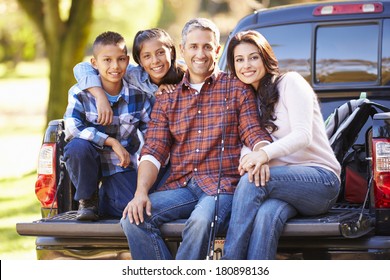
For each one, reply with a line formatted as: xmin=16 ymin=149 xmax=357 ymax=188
xmin=152 ymin=65 xmax=164 ymax=72
xmin=241 ymin=71 xmax=256 ymax=77
xmin=193 ymin=60 xmax=207 ymax=65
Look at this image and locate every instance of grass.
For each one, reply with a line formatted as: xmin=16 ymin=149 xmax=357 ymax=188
xmin=0 ymin=60 xmax=48 ymax=260
xmin=0 ymin=173 xmax=41 ymax=260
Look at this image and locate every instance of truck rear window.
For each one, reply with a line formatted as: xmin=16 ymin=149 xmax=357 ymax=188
xmin=259 ymin=24 xmax=311 ymax=81
xmin=315 ymin=23 xmax=379 ymax=85
xmin=256 ymin=21 xmax=383 ymax=87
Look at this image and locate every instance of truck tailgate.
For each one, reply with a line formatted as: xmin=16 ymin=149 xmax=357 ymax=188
xmin=16 ymin=206 xmax=373 ymax=239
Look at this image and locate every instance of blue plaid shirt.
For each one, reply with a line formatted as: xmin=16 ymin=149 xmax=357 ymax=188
xmin=64 ymin=80 xmax=151 ymax=176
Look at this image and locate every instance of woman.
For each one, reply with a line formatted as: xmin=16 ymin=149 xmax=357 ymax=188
xmin=74 ymin=28 xmax=185 ymax=125
xmin=221 ymin=30 xmax=341 ymax=260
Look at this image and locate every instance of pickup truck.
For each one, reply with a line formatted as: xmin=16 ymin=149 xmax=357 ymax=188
xmin=16 ymin=0 xmax=390 ymax=260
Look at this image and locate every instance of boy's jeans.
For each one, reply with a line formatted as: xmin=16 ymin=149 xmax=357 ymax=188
xmin=63 ymin=138 xmax=137 ymax=217
xmin=120 ymin=178 xmax=233 ymax=260
xmin=222 ymin=165 xmax=340 ymax=260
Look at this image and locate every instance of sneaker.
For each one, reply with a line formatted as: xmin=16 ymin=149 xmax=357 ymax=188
xmin=76 ymin=197 xmax=98 ymax=221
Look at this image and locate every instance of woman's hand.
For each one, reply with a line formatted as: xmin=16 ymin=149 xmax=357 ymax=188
xmin=155 ymin=84 xmax=176 ymax=95
xmin=248 ymin=164 xmax=270 ymax=187
xmin=239 ymin=150 xmax=270 ymax=186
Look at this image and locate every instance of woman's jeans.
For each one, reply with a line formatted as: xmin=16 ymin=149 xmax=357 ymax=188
xmin=222 ymin=165 xmax=340 ymax=260
xmin=120 ymin=178 xmax=233 ymax=260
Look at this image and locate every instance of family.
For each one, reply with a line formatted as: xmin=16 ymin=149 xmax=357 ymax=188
xmin=63 ymin=17 xmax=341 ymax=260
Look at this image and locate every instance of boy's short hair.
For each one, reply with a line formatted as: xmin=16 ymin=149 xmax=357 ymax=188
xmin=92 ymin=31 xmax=127 ymax=57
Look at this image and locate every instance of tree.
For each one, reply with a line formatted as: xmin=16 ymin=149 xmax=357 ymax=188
xmin=16 ymin=0 xmax=93 ymax=123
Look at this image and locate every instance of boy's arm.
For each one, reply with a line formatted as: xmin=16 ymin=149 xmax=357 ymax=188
xmin=73 ymin=62 xmax=113 ymax=125
xmin=64 ymin=86 xmax=109 ymax=148
xmin=104 ymin=137 xmax=130 ymax=168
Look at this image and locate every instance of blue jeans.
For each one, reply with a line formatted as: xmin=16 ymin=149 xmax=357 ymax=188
xmin=120 ymin=178 xmax=233 ymax=260
xmin=222 ymin=165 xmax=340 ymax=260
xmin=63 ymin=138 xmax=137 ymax=218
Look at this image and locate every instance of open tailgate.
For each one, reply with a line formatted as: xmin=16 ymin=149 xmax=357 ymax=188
xmin=16 ymin=206 xmax=374 ymax=239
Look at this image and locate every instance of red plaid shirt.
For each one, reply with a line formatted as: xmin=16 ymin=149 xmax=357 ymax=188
xmin=141 ymin=69 xmax=272 ymax=195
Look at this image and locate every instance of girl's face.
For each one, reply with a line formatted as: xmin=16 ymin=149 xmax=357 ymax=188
xmin=233 ymin=42 xmax=266 ymax=90
xmin=139 ymin=38 xmax=172 ymax=85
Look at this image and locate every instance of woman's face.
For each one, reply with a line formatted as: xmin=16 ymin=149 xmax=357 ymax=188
xmin=233 ymin=42 xmax=266 ymax=90
xmin=139 ymin=38 xmax=172 ymax=85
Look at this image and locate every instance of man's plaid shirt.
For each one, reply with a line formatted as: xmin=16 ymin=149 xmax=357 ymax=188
xmin=64 ymin=80 xmax=151 ymax=176
xmin=141 ymin=69 xmax=272 ymax=195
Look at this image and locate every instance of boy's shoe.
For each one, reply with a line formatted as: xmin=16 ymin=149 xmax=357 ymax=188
xmin=76 ymin=198 xmax=98 ymax=221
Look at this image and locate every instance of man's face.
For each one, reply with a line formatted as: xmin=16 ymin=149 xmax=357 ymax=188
xmin=180 ymin=29 xmax=221 ymax=84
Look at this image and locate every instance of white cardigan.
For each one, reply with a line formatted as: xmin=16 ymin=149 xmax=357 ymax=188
xmin=260 ymin=72 xmax=341 ymax=178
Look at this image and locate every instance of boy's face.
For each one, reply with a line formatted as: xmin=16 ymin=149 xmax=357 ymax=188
xmin=180 ymin=29 xmax=221 ymax=84
xmin=91 ymin=43 xmax=129 ymax=87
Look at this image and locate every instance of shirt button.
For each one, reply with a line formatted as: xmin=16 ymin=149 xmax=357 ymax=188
xmin=198 ymin=110 xmax=201 ymax=114
xmin=196 ymin=149 xmax=199 ymax=152
xmin=183 ymin=181 xmax=187 ymax=187
xmin=198 ymin=130 xmax=201 ymax=134
xmin=194 ymin=168 xmax=198 ymax=172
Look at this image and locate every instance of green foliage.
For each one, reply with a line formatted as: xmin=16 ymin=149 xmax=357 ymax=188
xmin=0 ymin=1 xmax=44 ymax=69
xmin=86 ymin=0 xmax=163 ymax=57
xmin=0 ymin=173 xmax=41 ymax=259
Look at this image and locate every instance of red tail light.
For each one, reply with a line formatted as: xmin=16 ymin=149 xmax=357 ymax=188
xmin=35 ymin=143 xmax=57 ymax=208
xmin=372 ymin=139 xmax=390 ymax=208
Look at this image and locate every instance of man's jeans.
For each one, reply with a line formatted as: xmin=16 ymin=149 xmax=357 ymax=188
xmin=222 ymin=165 xmax=340 ymax=260
xmin=63 ymin=138 xmax=137 ymax=218
xmin=120 ymin=178 xmax=233 ymax=260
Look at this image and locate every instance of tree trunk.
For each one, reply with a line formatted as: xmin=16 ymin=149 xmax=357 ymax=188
xmin=17 ymin=0 xmax=93 ymax=123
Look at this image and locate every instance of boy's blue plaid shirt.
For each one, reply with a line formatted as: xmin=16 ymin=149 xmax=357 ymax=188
xmin=64 ymin=79 xmax=151 ymax=176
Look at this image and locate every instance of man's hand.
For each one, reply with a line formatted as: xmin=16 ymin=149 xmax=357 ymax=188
xmin=122 ymin=191 xmax=151 ymax=225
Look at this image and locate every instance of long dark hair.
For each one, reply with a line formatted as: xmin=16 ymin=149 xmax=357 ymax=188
xmin=227 ymin=30 xmax=281 ymax=133
xmin=132 ymin=28 xmax=185 ymax=85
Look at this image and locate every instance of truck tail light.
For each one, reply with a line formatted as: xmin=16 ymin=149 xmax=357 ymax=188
xmin=372 ymin=112 xmax=390 ymax=235
xmin=372 ymin=139 xmax=390 ymax=209
xmin=313 ymin=2 xmax=383 ymax=16
xmin=35 ymin=143 xmax=57 ymax=209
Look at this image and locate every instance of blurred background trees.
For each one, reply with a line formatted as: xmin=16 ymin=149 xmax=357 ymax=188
xmin=0 ymin=0 xmax=320 ymax=124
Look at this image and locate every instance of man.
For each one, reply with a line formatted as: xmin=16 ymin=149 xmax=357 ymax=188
xmin=120 ymin=18 xmax=271 ymax=260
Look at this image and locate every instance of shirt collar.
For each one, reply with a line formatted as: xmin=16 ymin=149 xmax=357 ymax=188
xmin=117 ymin=79 xmax=130 ymax=104
xmin=180 ymin=65 xmax=221 ymax=89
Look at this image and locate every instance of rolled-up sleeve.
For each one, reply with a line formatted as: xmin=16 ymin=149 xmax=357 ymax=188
xmin=238 ymin=88 xmax=272 ymax=148
xmin=140 ymin=96 xmax=172 ymax=166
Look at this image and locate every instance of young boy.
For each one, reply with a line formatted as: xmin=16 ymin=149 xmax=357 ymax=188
xmin=63 ymin=31 xmax=151 ymax=221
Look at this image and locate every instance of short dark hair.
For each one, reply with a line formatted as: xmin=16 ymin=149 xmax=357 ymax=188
xmin=92 ymin=31 xmax=127 ymax=56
